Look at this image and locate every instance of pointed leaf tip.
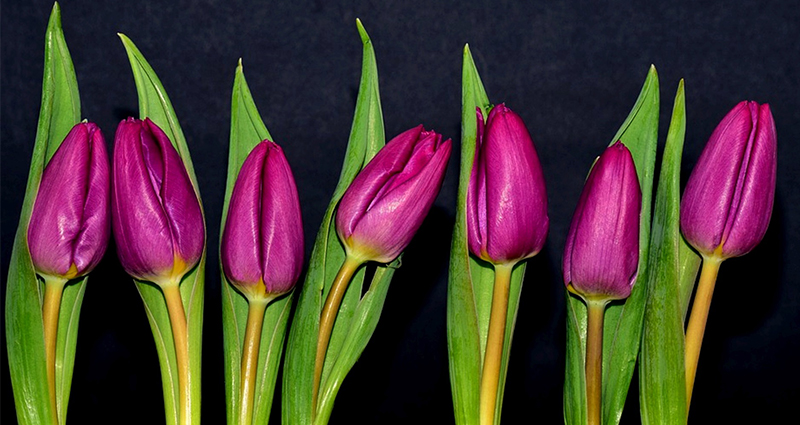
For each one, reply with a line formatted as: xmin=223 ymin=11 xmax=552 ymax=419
xmin=356 ymin=18 xmax=370 ymax=44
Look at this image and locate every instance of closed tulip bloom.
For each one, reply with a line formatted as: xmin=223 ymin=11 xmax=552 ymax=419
xmin=222 ymin=141 xmax=304 ymax=300
xmin=680 ymin=101 xmax=776 ymax=259
xmin=335 ymin=125 xmax=452 ymax=264
xmin=28 ymin=122 xmax=110 ymax=279
xmin=467 ymin=105 xmax=548 ymax=265
xmin=563 ymin=141 xmax=641 ymax=301
xmin=112 ymin=118 xmax=204 ymax=283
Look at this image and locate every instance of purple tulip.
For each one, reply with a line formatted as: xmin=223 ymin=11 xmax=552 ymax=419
xmin=221 ymin=141 xmax=304 ymax=299
xmin=111 ymin=118 xmax=204 ymax=283
xmin=563 ymin=141 xmax=641 ymax=301
xmin=335 ymin=125 xmax=452 ymax=264
xmin=680 ymin=101 xmax=777 ymax=259
xmin=467 ymin=104 xmax=549 ymax=265
xmin=28 ymin=122 xmax=110 ymax=279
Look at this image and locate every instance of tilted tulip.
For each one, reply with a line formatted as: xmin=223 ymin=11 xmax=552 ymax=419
xmin=563 ymin=141 xmax=641 ymax=302
xmin=680 ymin=101 xmax=777 ymax=260
xmin=29 ymin=122 xmax=111 ymax=280
xmin=335 ymin=125 xmax=452 ymax=264
xmin=681 ymin=101 xmax=777 ymax=408
xmin=222 ymin=140 xmax=304 ymax=301
xmin=467 ymin=104 xmax=548 ymax=266
xmin=111 ymin=117 xmax=204 ymax=284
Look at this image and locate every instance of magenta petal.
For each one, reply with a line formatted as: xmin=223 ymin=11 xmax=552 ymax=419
xmin=222 ymin=141 xmax=304 ymax=297
xmin=335 ymin=126 xmax=452 ymax=263
xmin=111 ymin=118 xmax=204 ymax=282
xmin=467 ymin=108 xmax=488 ymax=259
xmin=28 ymin=122 xmax=110 ymax=278
xmin=680 ymin=101 xmax=777 ymax=258
xmin=259 ymin=143 xmax=304 ymax=294
xmin=563 ymin=142 xmax=640 ymax=301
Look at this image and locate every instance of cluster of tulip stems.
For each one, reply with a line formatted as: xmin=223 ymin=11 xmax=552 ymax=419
xmin=5 ymin=4 xmax=777 ymax=425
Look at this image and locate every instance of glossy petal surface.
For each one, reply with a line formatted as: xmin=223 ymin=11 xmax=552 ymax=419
xmin=28 ymin=122 xmax=110 ymax=278
xmin=680 ymin=101 xmax=777 ymax=258
xmin=335 ymin=126 xmax=452 ymax=263
xmin=563 ymin=142 xmax=641 ymax=301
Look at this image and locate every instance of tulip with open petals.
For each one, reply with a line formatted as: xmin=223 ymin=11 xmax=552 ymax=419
xmin=335 ymin=125 xmax=452 ymax=264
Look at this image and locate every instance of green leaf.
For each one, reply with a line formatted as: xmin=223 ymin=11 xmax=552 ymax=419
xmin=446 ymin=45 xmax=531 ymax=425
xmin=564 ymin=66 xmax=659 ymax=425
xmin=639 ymin=80 xmax=691 ymax=424
xmin=5 ymin=3 xmax=81 ymax=424
xmin=282 ymin=19 xmax=385 ymax=425
xmin=120 ymin=35 xmax=205 ymax=425
xmin=221 ymin=60 xmax=291 ymax=425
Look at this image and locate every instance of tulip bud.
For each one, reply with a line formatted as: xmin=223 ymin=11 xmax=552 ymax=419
xmin=680 ymin=101 xmax=776 ymax=259
xmin=335 ymin=125 xmax=452 ymax=264
xmin=221 ymin=141 xmax=304 ymax=300
xmin=28 ymin=122 xmax=111 ymax=279
xmin=111 ymin=118 xmax=204 ymax=284
xmin=563 ymin=141 xmax=641 ymax=301
xmin=467 ymin=104 xmax=549 ymax=265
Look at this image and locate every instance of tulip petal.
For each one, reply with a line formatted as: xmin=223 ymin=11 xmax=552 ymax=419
xmin=467 ymin=108 xmax=488 ymax=259
xmin=564 ymin=142 xmax=640 ymax=300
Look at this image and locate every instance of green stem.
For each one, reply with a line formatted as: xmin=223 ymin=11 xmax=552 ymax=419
xmin=586 ymin=299 xmax=607 ymax=425
xmin=42 ymin=275 xmax=67 ymax=425
xmin=684 ymin=255 xmax=722 ymax=412
xmin=239 ymin=298 xmax=270 ymax=425
xmin=479 ymin=263 xmax=513 ymax=425
xmin=162 ymin=283 xmax=191 ymax=425
xmin=312 ymin=256 xmax=362 ymax=417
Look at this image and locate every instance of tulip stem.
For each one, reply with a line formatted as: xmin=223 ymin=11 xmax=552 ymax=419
xmin=479 ymin=263 xmax=513 ymax=425
xmin=312 ymin=256 xmax=363 ymax=417
xmin=239 ymin=297 xmax=270 ymax=425
xmin=42 ymin=275 xmax=67 ymax=424
xmin=586 ymin=299 xmax=608 ymax=425
xmin=162 ymin=283 xmax=192 ymax=425
xmin=684 ymin=255 xmax=722 ymax=413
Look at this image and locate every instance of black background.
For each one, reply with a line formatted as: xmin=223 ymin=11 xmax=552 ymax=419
xmin=2 ymin=0 xmax=799 ymax=423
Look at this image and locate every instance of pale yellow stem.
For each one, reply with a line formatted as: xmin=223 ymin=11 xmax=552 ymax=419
xmin=312 ymin=256 xmax=362 ymax=417
xmin=684 ymin=255 xmax=722 ymax=412
xmin=239 ymin=298 xmax=269 ymax=425
xmin=42 ymin=275 xmax=67 ymax=425
xmin=479 ymin=263 xmax=513 ymax=425
xmin=586 ymin=300 xmax=608 ymax=425
xmin=162 ymin=283 xmax=191 ymax=425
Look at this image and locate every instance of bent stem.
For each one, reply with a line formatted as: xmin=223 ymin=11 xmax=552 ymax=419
xmin=586 ymin=299 xmax=608 ymax=425
xmin=684 ymin=254 xmax=722 ymax=412
xmin=162 ymin=282 xmax=192 ymax=425
xmin=42 ymin=275 xmax=68 ymax=424
xmin=239 ymin=297 xmax=270 ymax=425
xmin=312 ymin=256 xmax=363 ymax=417
xmin=479 ymin=263 xmax=513 ymax=425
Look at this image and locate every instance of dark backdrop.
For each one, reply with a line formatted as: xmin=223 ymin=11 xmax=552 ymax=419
xmin=2 ymin=1 xmax=798 ymax=423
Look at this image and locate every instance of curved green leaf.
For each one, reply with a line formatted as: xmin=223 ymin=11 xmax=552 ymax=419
xmin=564 ymin=66 xmax=659 ymax=425
xmin=282 ymin=19 xmax=385 ymax=425
xmin=5 ymin=3 xmax=81 ymax=424
xmin=640 ymin=81 xmax=692 ymax=424
xmin=120 ymin=35 xmax=205 ymax=425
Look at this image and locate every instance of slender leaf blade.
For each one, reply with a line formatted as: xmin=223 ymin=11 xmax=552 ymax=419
xmin=447 ymin=45 xmax=491 ymax=425
xmin=5 ymin=4 xmax=81 ymax=424
xmin=282 ymin=19 xmax=385 ymax=425
xmin=640 ymin=81 xmax=689 ymax=424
